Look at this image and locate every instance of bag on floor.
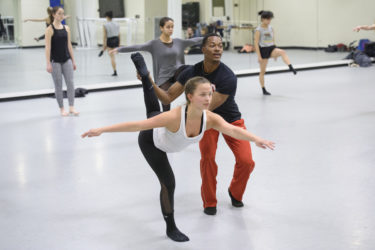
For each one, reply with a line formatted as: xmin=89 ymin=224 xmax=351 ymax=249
xmin=364 ymin=42 xmax=375 ymax=57
xmin=336 ymin=43 xmax=348 ymax=52
xmin=357 ymin=39 xmax=370 ymax=51
xmin=74 ymin=88 xmax=88 ymax=97
xmin=353 ymin=51 xmax=372 ymax=67
xmin=324 ymin=45 xmax=337 ymax=52
xmin=59 ymin=88 xmax=88 ymax=98
xmin=344 ymin=51 xmax=354 ymax=59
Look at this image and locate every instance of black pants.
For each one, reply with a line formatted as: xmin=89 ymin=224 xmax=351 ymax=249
xmin=138 ymin=75 xmax=176 ymax=216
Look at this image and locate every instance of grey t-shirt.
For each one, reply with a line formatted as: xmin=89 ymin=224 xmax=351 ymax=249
xmin=104 ymin=21 xmax=119 ymax=38
xmin=256 ymin=25 xmax=274 ymax=47
xmin=117 ymin=37 xmax=203 ymax=85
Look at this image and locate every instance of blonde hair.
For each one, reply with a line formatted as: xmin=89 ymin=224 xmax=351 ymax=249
xmin=184 ymin=76 xmax=211 ymax=104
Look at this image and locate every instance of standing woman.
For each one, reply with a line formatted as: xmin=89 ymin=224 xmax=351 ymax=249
xmin=45 ymin=6 xmax=79 ymax=116
xmin=110 ymin=17 xmax=203 ymax=111
xmin=82 ymin=53 xmax=275 ymax=242
xmin=24 ymin=7 xmax=70 ymax=42
xmin=99 ymin=11 xmax=120 ymax=76
xmin=254 ymin=10 xmax=296 ymax=96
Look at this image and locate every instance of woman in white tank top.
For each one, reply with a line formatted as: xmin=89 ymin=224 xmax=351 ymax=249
xmin=82 ymin=53 xmax=275 ymax=242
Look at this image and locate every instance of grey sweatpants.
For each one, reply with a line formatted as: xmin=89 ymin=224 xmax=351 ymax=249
xmin=51 ymin=59 xmax=75 ymax=108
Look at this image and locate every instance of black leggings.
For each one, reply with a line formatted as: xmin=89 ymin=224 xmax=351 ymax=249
xmin=37 ymin=34 xmax=45 ymax=41
xmin=137 ymin=75 xmax=176 ymax=216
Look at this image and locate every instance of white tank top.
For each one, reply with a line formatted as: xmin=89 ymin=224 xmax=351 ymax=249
xmin=153 ymin=105 xmax=207 ymax=153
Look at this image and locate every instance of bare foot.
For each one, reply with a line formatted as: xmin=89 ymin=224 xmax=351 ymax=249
xmin=69 ymin=109 xmax=80 ymax=116
xmin=61 ymin=111 xmax=69 ymax=116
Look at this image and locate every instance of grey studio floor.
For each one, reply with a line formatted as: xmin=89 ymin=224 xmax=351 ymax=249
xmin=1 ymin=58 xmax=375 ymax=249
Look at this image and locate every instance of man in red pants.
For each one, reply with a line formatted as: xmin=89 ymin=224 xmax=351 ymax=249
xmin=150 ymin=33 xmax=255 ymax=215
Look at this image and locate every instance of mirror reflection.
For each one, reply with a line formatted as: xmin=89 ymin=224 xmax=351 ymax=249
xmin=0 ymin=0 xmax=374 ymax=96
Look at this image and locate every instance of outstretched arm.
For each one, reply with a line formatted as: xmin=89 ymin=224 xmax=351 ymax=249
xmin=353 ymin=24 xmax=375 ymax=32
xmin=24 ymin=18 xmax=47 ymax=22
xmin=207 ymin=112 xmax=275 ymax=150
xmin=82 ymin=111 xmax=175 ymax=138
xmin=181 ymin=37 xmax=204 ymax=47
xmin=116 ymin=40 xmax=152 ymax=52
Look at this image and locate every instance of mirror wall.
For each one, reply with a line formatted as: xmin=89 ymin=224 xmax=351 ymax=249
xmin=0 ymin=0 xmax=374 ymax=96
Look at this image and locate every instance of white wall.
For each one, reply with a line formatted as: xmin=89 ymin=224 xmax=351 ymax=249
xmin=231 ymin=0 xmax=256 ymax=47
xmin=262 ymin=0 xmax=318 ymax=47
xmin=0 ymin=0 xmax=17 ymax=16
xmin=317 ymin=0 xmax=375 ymax=47
xmin=125 ymin=0 xmax=146 ymax=43
xmin=9 ymin=0 xmax=375 ymax=48
xmin=18 ymin=0 xmax=50 ymax=47
xmin=262 ymin=0 xmax=375 ymax=47
xmin=144 ymin=0 xmax=168 ymax=41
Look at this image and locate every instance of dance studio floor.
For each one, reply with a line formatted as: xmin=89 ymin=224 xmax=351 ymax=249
xmin=1 ymin=65 xmax=374 ymax=250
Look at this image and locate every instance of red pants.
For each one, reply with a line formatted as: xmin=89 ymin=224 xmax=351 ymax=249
xmin=199 ymin=119 xmax=255 ymax=208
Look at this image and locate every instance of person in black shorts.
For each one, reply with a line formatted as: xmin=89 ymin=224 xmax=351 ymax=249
xmin=100 ymin=11 xmax=120 ymax=76
xmin=255 ymin=10 xmax=296 ymax=95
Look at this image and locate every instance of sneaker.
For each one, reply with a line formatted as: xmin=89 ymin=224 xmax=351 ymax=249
xmin=203 ymin=207 xmax=217 ymax=215
xmin=262 ymin=87 xmax=271 ymax=95
xmin=228 ymin=189 xmax=244 ymax=207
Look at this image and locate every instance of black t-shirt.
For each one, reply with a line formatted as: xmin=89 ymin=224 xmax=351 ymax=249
xmin=178 ymin=61 xmax=241 ymax=123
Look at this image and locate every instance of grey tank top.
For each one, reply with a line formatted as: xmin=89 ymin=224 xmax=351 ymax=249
xmin=153 ymin=105 xmax=207 ymax=153
xmin=256 ymin=25 xmax=274 ymax=47
xmin=104 ymin=21 xmax=119 ymax=38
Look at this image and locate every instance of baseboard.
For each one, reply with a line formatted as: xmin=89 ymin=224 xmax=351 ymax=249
xmin=0 ymin=81 xmax=142 ymax=102
xmin=233 ymin=46 xmax=326 ymax=50
xmin=278 ymin=46 xmax=326 ymax=50
xmin=1 ymin=58 xmax=374 ymax=102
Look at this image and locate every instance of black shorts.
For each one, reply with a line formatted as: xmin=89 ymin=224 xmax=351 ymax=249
xmin=260 ymin=45 xmax=276 ymax=59
xmin=107 ymin=37 xmax=119 ymax=48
